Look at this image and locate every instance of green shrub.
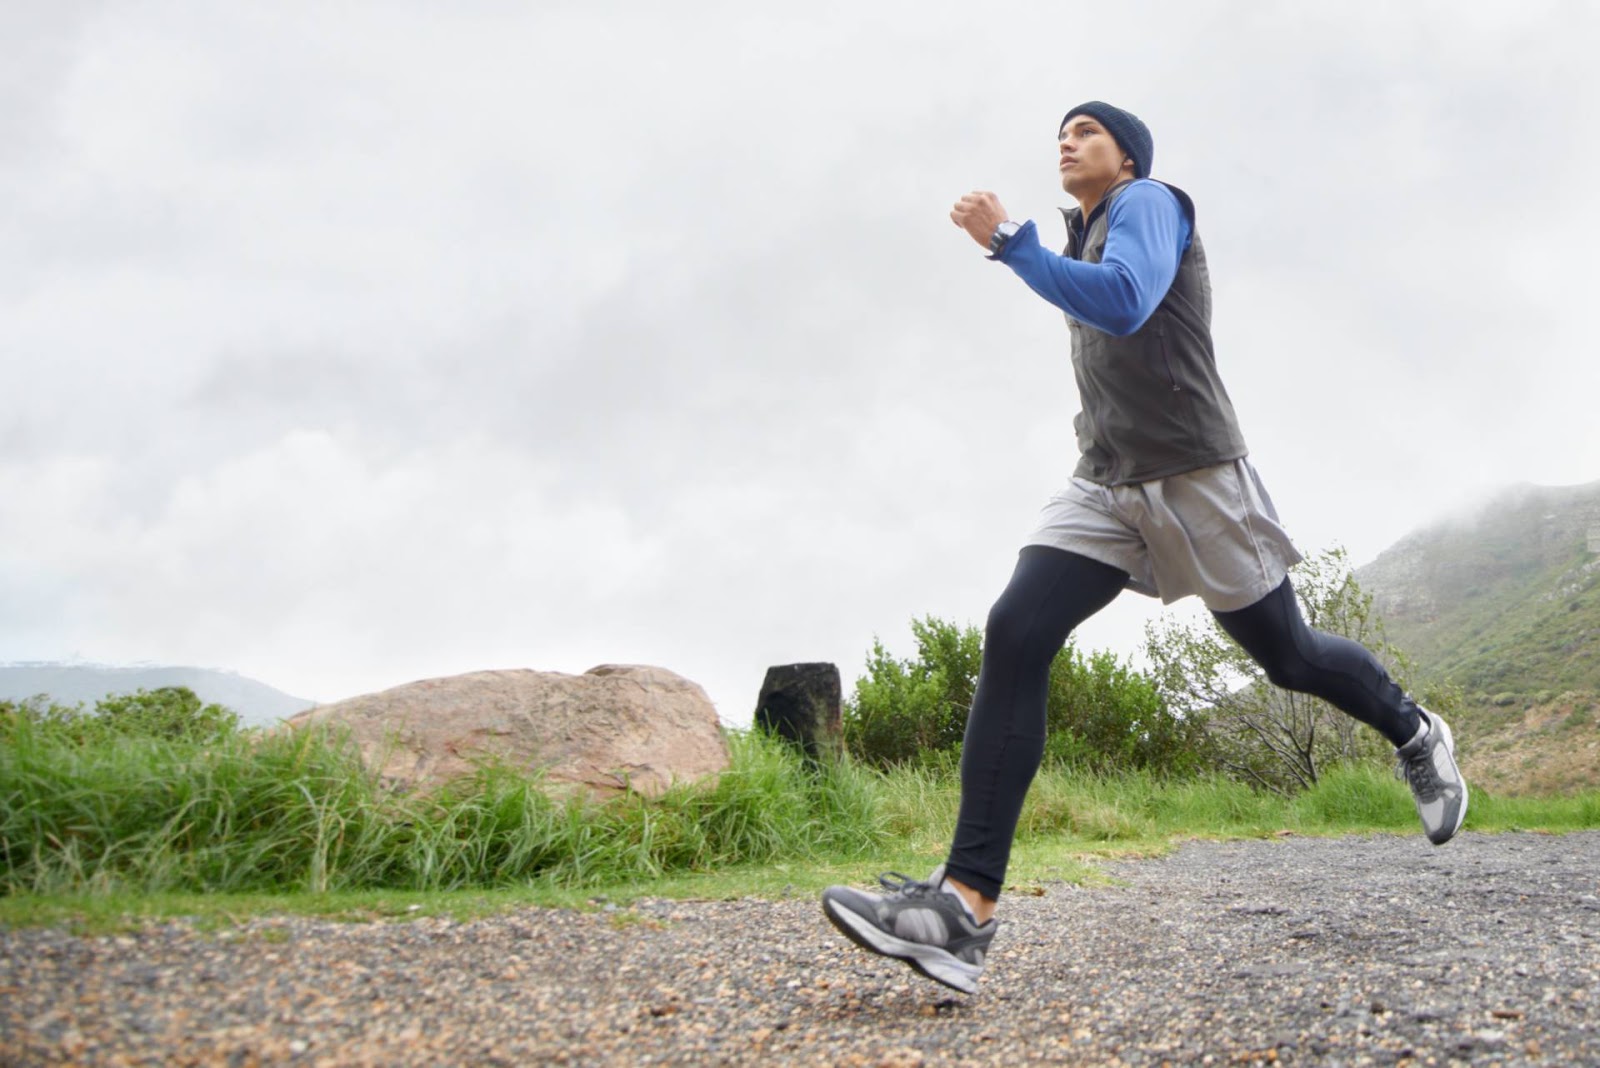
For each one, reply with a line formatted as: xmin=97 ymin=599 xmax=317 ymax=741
xmin=843 ymin=618 xmax=978 ymax=767
xmin=1 ymin=687 xmax=240 ymax=746
xmin=843 ymin=616 xmax=1199 ymax=776
xmin=1043 ymin=645 xmax=1211 ymax=776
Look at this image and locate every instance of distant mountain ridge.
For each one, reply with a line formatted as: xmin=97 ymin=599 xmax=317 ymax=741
xmin=0 ymin=662 xmax=315 ymax=727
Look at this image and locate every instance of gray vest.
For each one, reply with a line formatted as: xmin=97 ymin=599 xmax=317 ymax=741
xmin=1063 ymin=180 xmax=1248 ymax=486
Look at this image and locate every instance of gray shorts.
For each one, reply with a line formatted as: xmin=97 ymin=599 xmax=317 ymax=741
xmin=1025 ymin=458 xmax=1303 ymax=612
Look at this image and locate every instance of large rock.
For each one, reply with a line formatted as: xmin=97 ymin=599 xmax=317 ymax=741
xmin=285 ymin=664 xmax=728 ymax=797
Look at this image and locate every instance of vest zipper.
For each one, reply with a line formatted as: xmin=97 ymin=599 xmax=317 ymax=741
xmin=1157 ymin=323 xmax=1181 ymax=392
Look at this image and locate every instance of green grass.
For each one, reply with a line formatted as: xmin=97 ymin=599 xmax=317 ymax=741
xmin=1 ymin=717 xmax=891 ymax=897
xmin=4 ymin=716 xmax=1599 ymax=932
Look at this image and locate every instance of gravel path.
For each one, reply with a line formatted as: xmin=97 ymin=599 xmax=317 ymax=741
xmin=4 ymin=831 xmax=1599 ymax=1066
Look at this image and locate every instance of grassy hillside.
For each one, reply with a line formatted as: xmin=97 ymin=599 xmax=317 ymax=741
xmin=1355 ymin=480 xmax=1600 ymax=792
xmin=1388 ymin=543 xmax=1600 ymax=698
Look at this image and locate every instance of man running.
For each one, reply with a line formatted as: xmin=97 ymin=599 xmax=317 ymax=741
xmin=821 ymin=101 xmax=1467 ymax=995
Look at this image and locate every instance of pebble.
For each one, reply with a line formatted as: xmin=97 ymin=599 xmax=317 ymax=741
xmin=2 ymin=831 xmax=1598 ymax=1064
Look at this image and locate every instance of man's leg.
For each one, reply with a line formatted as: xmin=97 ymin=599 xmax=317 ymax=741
xmin=1211 ymin=577 xmax=1467 ymax=843
xmin=1210 ymin=577 xmax=1418 ymax=744
xmin=943 ymin=546 xmax=1128 ymax=906
xmin=820 ymin=546 xmax=1127 ymax=993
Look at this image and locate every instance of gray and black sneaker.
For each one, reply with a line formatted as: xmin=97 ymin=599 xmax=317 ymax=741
xmin=820 ymin=865 xmax=996 ymax=994
xmin=1395 ymin=708 xmax=1468 ymax=845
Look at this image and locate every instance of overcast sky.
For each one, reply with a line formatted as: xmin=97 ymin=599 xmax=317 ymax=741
xmin=4 ymin=1 xmax=1598 ymax=724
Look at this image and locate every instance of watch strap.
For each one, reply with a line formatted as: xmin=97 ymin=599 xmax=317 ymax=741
xmin=989 ymin=220 xmax=1021 ymax=255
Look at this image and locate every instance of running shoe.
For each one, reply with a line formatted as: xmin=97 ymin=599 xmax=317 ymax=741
xmin=1395 ymin=708 xmax=1468 ymax=845
xmin=820 ymin=865 xmax=997 ymax=994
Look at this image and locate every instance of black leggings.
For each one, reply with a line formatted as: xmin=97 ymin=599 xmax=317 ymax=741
xmin=943 ymin=545 xmax=1421 ymax=900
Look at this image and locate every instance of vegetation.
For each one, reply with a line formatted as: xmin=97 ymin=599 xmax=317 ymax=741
xmin=841 ymin=617 xmax=979 ymax=766
xmin=1389 ymin=540 xmax=1600 ymax=711
xmin=1358 ymin=481 xmax=1600 ymax=716
xmin=1040 ymin=643 xmax=1211 ymax=775
xmin=1 ymin=704 xmax=882 ymax=897
xmin=1347 ymin=482 xmax=1600 ymax=792
xmin=842 ymin=616 xmax=1206 ymax=776
xmin=847 ymin=552 xmax=1425 ymax=794
xmin=6 ymin=522 xmax=1599 ymax=927
xmin=1143 ymin=549 xmax=1456 ymax=795
xmin=4 ymin=699 xmax=1597 ymax=926
xmin=10 ymin=686 xmax=240 ymax=744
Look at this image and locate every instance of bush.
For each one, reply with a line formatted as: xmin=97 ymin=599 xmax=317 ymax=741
xmin=2 ymin=687 xmax=240 ymax=746
xmin=1043 ymin=645 xmax=1212 ymax=776
xmin=843 ymin=618 xmax=979 ymax=768
xmin=843 ymin=616 xmax=1201 ymax=776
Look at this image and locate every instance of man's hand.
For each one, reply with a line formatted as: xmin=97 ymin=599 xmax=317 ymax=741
xmin=951 ymin=191 xmax=1010 ymax=250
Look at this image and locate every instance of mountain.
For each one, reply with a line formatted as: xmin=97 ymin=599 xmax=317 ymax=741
xmin=0 ymin=662 xmax=316 ymax=727
xmin=1355 ymin=479 xmax=1600 ymax=794
xmin=1357 ymin=480 xmax=1600 ymax=696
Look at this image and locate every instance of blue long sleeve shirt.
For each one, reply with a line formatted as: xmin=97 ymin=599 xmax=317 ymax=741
xmin=992 ymin=179 xmax=1192 ymax=337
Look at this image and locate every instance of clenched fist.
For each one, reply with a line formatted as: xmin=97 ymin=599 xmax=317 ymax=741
xmin=951 ymin=191 xmax=1010 ymax=250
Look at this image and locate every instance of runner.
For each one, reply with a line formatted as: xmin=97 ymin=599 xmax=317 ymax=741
xmin=821 ymin=101 xmax=1467 ymax=995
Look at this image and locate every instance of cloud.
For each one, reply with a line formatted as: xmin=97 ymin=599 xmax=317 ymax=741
xmin=2 ymin=1 xmax=1597 ymax=720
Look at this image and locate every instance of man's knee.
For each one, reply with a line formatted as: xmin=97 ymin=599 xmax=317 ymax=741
xmin=984 ymin=594 xmax=1063 ymax=668
xmin=1255 ymin=648 xmax=1314 ymax=692
xmin=983 ymin=596 xmax=1031 ymax=657
xmin=1260 ymin=659 xmax=1305 ymax=692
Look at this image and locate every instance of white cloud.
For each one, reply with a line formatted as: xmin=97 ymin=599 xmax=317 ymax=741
xmin=3 ymin=1 xmax=1597 ymax=721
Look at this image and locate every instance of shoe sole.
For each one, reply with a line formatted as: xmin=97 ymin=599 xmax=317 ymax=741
xmin=1429 ymin=717 xmax=1469 ymax=846
xmin=821 ymin=895 xmax=982 ymax=994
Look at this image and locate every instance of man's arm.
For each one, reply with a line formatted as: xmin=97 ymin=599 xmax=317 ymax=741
xmin=983 ymin=183 xmax=1191 ymax=336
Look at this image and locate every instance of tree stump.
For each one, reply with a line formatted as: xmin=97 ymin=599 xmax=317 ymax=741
xmin=754 ymin=663 xmax=843 ymax=764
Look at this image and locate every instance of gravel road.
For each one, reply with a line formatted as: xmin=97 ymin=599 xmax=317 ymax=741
xmin=4 ymin=831 xmax=1598 ymax=1066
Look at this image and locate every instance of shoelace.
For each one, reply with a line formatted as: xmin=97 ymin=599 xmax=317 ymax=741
xmin=1396 ymin=745 xmax=1444 ymax=803
xmin=876 ymin=872 xmax=936 ymax=898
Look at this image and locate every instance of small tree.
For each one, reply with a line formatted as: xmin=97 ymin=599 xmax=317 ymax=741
xmin=1143 ymin=548 xmax=1434 ymax=794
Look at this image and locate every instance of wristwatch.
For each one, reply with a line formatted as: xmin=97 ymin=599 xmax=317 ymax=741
xmin=989 ymin=220 xmax=1022 ymax=255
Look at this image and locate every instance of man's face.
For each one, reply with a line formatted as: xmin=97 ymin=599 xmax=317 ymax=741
xmin=1058 ymin=115 xmax=1130 ymax=198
